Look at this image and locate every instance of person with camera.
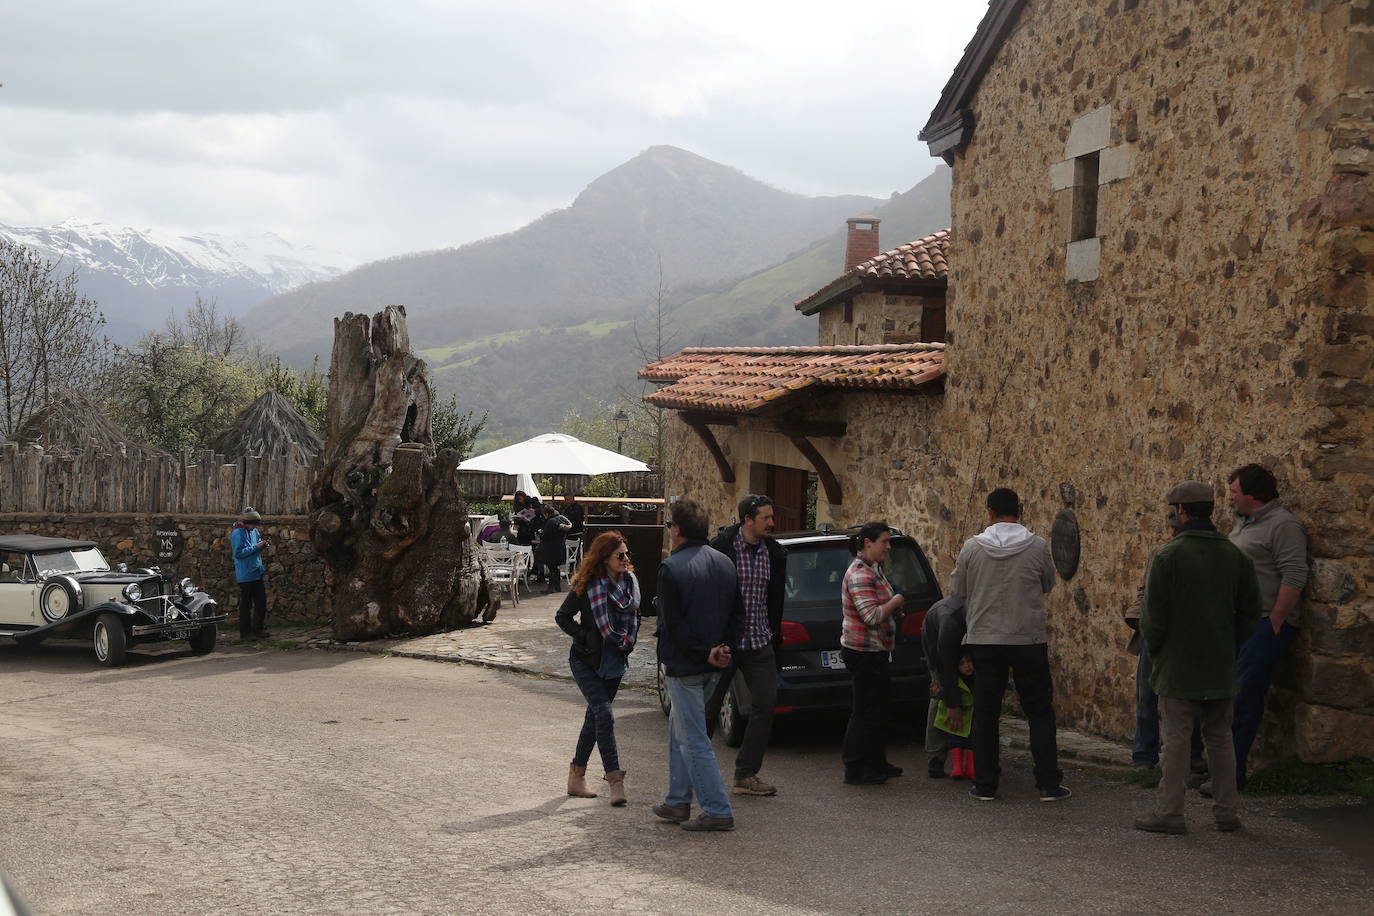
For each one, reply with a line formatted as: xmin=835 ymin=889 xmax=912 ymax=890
xmin=229 ymin=506 xmax=272 ymax=641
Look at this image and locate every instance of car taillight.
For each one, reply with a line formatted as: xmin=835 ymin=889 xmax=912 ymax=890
xmin=900 ymin=609 xmax=927 ymax=637
xmin=780 ymin=620 xmax=809 ymax=647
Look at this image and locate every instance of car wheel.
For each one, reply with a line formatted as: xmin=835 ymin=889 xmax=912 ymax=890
xmin=93 ymin=613 xmax=127 ymax=667
xmin=188 ymin=624 xmax=217 ymax=656
xmin=719 ymin=681 xmax=748 ymax=748
xmin=656 ymin=663 xmax=671 ymax=717
xmin=39 ymin=577 xmax=83 ymax=623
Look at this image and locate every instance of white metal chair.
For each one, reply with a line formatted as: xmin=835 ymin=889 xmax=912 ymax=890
xmin=508 ymin=544 xmax=535 ymax=596
xmin=478 ymin=544 xmax=520 ymax=606
xmin=563 ymin=538 xmax=582 ymax=579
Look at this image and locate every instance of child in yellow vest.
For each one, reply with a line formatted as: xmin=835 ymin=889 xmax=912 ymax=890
xmin=935 ymin=655 xmax=976 ymax=780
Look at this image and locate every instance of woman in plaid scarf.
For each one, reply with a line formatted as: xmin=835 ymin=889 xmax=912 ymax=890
xmin=555 ymin=531 xmax=641 ymax=805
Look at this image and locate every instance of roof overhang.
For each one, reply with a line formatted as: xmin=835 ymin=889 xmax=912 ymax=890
xmin=918 ymin=0 xmax=1028 ymax=162
xmin=796 ymin=275 xmax=946 ymax=316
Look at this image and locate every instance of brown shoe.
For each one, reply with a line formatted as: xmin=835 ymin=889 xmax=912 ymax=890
xmin=567 ymin=765 xmax=597 ymax=798
xmin=652 ymin=802 xmax=690 ymax=823
xmin=731 ymin=774 xmax=777 ymax=796
xmin=605 ymin=770 xmax=627 ymax=807
xmin=1134 ymin=813 xmax=1186 ymax=835
xmin=681 ymin=814 xmax=735 ymax=832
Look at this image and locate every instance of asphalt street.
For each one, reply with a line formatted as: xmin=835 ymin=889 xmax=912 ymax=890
xmin=1 ymin=640 xmax=1370 ymax=915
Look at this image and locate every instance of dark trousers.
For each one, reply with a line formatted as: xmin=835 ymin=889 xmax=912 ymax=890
xmin=705 ymin=644 xmax=778 ymax=777
xmin=569 ymin=649 xmax=622 ymax=773
xmin=841 ymin=648 xmax=891 ymax=776
xmin=970 ymin=643 xmax=1062 ymax=794
xmin=237 ymin=579 xmax=267 ymax=637
xmin=1232 ymin=618 xmax=1297 ymax=787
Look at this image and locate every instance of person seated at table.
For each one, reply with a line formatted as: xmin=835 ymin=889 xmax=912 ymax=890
xmin=480 ymin=511 xmax=515 ymax=545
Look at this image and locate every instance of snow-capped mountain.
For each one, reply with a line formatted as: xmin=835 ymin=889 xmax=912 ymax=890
xmin=0 ymin=219 xmax=355 ymax=342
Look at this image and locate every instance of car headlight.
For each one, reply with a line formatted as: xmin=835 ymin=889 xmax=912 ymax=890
xmin=122 ymin=583 xmax=143 ymax=603
xmin=179 ymin=577 xmax=197 ymax=598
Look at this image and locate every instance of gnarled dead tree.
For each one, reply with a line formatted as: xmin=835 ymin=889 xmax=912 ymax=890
xmin=309 ymin=305 xmax=491 ymax=639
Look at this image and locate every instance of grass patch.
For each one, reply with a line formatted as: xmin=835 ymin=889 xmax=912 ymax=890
xmin=418 ymin=318 xmax=629 ymax=369
xmin=266 ymin=639 xmax=304 ymax=651
xmin=1246 ymin=757 xmax=1374 ymax=799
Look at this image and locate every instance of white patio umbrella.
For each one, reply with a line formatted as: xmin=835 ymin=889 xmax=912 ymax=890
xmin=458 ymin=433 xmax=649 ymax=476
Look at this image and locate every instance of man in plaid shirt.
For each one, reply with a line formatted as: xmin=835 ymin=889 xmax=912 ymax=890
xmin=707 ymin=495 xmax=788 ymax=797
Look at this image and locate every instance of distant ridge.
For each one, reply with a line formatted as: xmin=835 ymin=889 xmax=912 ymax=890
xmin=243 ymin=145 xmax=886 ymax=363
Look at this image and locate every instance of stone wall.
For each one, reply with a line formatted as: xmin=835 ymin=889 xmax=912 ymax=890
xmin=0 ymin=513 xmax=327 ymax=623
xmin=817 ymin=292 xmax=935 ymax=346
xmin=661 ymin=389 xmax=945 ymax=543
xmin=938 ymin=0 xmax=1373 ymax=758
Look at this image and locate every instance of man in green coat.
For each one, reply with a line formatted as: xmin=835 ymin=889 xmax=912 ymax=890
xmin=1135 ymin=481 xmax=1260 ymax=835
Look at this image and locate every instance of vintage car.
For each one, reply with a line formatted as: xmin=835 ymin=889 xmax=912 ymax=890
xmin=0 ymin=535 xmax=225 ymax=666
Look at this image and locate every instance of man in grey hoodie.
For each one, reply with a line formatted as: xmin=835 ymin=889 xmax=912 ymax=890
xmin=949 ymin=487 xmax=1070 ymax=802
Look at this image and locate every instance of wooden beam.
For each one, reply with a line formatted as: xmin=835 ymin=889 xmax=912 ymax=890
xmin=777 ymin=420 xmax=848 ymax=439
xmin=788 ymin=435 xmax=842 ymax=505
xmin=680 ymin=411 xmax=738 ymax=427
xmin=684 ymin=417 xmax=735 ymax=484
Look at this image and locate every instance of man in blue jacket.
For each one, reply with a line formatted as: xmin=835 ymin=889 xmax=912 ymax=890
xmin=653 ymin=499 xmax=742 ymax=832
xmin=230 ymin=506 xmax=272 ymax=641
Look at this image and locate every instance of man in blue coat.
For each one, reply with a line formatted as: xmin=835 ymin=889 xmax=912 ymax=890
xmin=230 ymin=507 xmax=272 ymax=641
xmin=653 ymin=499 xmax=742 ymax=832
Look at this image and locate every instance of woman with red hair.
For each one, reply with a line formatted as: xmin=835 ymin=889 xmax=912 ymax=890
xmin=555 ymin=530 xmax=641 ymax=806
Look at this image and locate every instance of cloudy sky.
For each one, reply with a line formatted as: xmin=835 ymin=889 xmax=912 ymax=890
xmin=0 ymin=1 xmax=985 ymax=264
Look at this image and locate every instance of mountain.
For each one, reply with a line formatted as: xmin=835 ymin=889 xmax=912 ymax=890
xmin=0 ymin=219 xmax=352 ymax=342
xmin=429 ymin=165 xmax=953 ymax=445
xmin=244 ymin=145 xmax=885 ymax=364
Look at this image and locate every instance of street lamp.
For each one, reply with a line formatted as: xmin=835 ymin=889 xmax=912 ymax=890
xmin=613 ymin=409 xmax=630 ymax=454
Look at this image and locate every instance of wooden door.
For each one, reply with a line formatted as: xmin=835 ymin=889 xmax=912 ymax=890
xmin=765 ymin=465 xmax=808 ymax=533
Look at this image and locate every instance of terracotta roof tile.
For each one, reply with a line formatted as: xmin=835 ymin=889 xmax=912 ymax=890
xmin=795 ymin=229 xmax=950 ymax=314
xmin=638 ymin=344 xmax=946 ymax=413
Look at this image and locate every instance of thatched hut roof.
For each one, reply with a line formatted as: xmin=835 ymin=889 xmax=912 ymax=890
xmin=13 ymin=390 xmax=170 ymax=458
xmin=208 ymin=390 xmax=322 ymax=463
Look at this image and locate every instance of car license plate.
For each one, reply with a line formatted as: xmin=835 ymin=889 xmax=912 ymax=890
xmin=820 ymin=650 xmax=845 ymax=669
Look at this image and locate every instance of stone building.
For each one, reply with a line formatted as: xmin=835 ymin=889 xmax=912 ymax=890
xmin=641 ymin=225 xmax=951 ymax=541
xmin=913 ymin=0 xmax=1374 ymax=759
xmin=647 ymin=0 xmax=1373 ymax=761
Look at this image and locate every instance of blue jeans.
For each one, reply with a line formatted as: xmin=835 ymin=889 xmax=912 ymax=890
xmin=665 ymin=672 xmax=732 ymax=818
xmin=569 ymin=649 xmax=622 ymax=773
xmin=1132 ymin=641 xmax=1160 ymax=766
xmin=1232 ymin=617 xmax=1297 ymax=787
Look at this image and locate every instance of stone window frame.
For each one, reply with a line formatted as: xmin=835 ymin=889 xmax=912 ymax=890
xmin=1049 ymin=106 xmax=1137 ymax=283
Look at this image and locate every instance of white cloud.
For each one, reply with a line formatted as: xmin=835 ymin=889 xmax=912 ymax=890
xmin=0 ymin=1 xmax=986 ymax=258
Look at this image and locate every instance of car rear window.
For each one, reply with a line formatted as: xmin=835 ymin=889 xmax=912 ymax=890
xmin=785 ymin=539 xmax=935 ymax=604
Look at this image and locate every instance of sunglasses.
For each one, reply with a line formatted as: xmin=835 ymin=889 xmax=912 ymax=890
xmin=664 ymin=520 xmax=677 ymax=529
xmin=614 ymin=551 xmax=632 ymax=561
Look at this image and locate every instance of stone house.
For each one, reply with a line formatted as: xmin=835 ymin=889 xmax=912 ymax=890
xmin=914 ymin=0 xmax=1373 ymax=759
xmin=641 ymin=226 xmax=951 ymax=543
xmin=646 ymin=0 xmax=1373 ymax=761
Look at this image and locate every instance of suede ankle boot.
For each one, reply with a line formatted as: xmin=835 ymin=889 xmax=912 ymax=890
xmin=950 ymin=748 xmax=967 ymax=780
xmin=567 ymin=764 xmax=597 ymax=798
xmin=605 ymin=770 xmax=627 ymax=806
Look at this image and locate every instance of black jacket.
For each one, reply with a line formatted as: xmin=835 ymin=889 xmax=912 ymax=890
xmin=555 ymin=588 xmax=603 ymax=662
xmin=709 ymin=524 xmax=787 ymax=648
xmin=921 ymin=596 xmax=968 ymax=708
xmin=656 ymin=540 xmax=743 ymax=677
xmin=536 ymin=513 xmax=571 ymax=564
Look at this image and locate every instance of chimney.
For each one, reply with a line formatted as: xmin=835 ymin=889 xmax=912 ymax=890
xmin=844 ymin=216 xmax=881 ymax=271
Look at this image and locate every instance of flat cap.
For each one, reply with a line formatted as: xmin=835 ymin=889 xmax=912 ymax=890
xmin=1165 ymin=481 xmax=1214 ymax=504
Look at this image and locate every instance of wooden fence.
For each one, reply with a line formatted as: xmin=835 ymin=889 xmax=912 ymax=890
xmin=0 ymin=442 xmax=663 ymax=516
xmin=456 ymin=469 xmax=662 ymax=499
xmin=0 ymin=442 xmax=316 ymax=516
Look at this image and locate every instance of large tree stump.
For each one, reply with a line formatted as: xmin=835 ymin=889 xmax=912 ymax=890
xmin=309 ymin=305 xmax=492 ymax=639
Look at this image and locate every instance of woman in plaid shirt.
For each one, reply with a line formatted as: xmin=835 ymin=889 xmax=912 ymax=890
xmin=840 ymin=522 xmax=907 ymax=785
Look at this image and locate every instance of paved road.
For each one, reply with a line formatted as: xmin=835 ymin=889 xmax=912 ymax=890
xmin=1 ymin=641 xmax=1370 ymax=915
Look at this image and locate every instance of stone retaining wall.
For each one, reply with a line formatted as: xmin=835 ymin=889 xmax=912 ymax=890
xmin=0 ymin=513 xmax=326 ymax=623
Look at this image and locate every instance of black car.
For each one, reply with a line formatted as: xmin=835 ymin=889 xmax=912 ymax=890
xmin=656 ymin=526 xmax=943 ymax=744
